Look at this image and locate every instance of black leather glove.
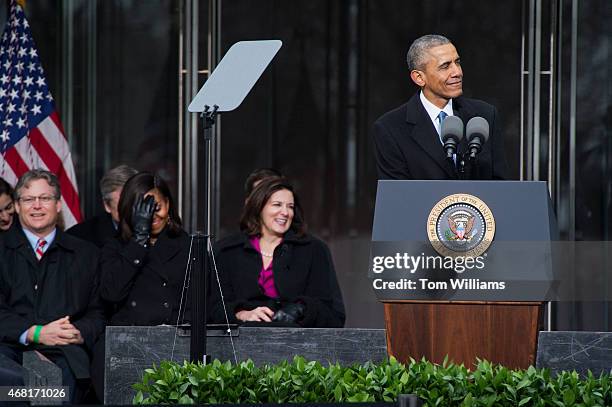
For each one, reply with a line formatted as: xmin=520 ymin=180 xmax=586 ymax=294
xmin=272 ymin=302 xmax=305 ymax=323
xmin=131 ymin=194 xmax=155 ymax=246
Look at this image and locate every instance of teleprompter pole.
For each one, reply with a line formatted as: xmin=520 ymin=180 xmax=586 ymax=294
xmin=186 ymin=41 xmax=282 ymax=362
xmin=189 ymin=105 xmax=218 ymax=364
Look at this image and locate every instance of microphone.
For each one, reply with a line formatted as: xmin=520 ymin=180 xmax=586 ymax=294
xmin=440 ymin=115 xmax=464 ymax=160
xmin=466 ymin=117 xmax=489 ymax=159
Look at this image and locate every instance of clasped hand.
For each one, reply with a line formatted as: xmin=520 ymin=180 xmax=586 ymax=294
xmin=28 ymin=316 xmax=84 ymax=346
xmin=236 ymin=306 xmax=275 ymax=322
xmin=236 ymin=303 xmax=305 ymax=323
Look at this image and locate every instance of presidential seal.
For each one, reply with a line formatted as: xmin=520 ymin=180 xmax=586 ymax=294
xmin=427 ymin=193 xmax=495 ymax=257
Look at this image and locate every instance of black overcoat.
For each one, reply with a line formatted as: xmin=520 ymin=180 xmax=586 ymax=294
xmin=209 ymin=232 xmax=345 ymax=328
xmin=66 ymin=212 xmax=117 ymax=248
xmin=373 ymin=93 xmax=509 ymax=180
xmin=0 ymin=226 xmax=105 ymax=378
xmin=99 ymin=229 xmax=191 ymax=326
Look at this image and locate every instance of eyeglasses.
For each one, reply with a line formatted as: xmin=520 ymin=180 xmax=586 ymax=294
xmin=18 ymin=195 xmax=58 ymax=206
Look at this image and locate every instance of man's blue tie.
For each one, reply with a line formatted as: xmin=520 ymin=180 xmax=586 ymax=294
xmin=437 ymin=111 xmax=448 ymax=139
xmin=438 ymin=111 xmax=448 ymax=130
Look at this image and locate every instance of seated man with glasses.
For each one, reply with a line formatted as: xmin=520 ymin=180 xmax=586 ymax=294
xmin=0 ymin=169 xmax=105 ymax=404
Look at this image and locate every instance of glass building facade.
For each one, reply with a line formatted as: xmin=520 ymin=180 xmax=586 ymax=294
xmin=2 ymin=0 xmax=610 ymax=328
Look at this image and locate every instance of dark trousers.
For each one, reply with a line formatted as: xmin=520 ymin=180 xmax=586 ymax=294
xmin=0 ymin=344 xmax=83 ymax=404
xmin=0 ymin=352 xmax=24 ymax=384
xmin=90 ymin=333 xmax=106 ymax=403
xmin=0 ymin=350 xmax=26 ymax=407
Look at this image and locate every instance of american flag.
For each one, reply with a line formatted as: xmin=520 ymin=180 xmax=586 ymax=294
xmin=0 ymin=0 xmax=82 ymax=228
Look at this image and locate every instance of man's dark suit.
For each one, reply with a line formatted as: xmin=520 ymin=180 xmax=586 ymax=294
xmin=373 ymin=93 xmax=508 ymax=180
xmin=0 ymin=226 xmax=105 ymax=401
xmin=66 ymin=212 xmax=117 ymax=248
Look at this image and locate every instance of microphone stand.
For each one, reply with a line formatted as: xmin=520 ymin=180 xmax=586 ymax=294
xmin=456 ymin=153 xmax=466 ymax=180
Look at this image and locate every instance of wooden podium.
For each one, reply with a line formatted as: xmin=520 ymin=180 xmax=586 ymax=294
xmin=382 ymin=300 xmax=544 ymax=369
xmin=372 ymin=181 xmax=556 ymax=370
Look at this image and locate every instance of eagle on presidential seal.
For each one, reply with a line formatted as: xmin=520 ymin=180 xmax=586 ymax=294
xmin=446 ymin=210 xmax=476 ymax=241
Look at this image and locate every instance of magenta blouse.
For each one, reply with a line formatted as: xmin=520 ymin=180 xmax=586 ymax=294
xmin=249 ymin=236 xmax=280 ymax=298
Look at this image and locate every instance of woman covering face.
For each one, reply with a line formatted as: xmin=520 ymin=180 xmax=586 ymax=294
xmin=99 ymin=172 xmax=190 ymax=325
xmin=210 ymin=177 xmax=345 ymax=328
xmin=0 ymin=177 xmax=15 ymax=232
xmin=92 ymin=172 xmax=192 ymax=402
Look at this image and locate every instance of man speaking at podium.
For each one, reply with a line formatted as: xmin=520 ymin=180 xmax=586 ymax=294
xmin=373 ymin=34 xmax=508 ymax=180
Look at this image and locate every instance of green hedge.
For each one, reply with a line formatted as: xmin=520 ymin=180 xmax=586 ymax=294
xmin=133 ymin=356 xmax=611 ymax=406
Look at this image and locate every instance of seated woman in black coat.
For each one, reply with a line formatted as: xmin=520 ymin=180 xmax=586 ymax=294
xmin=92 ymin=172 xmax=191 ymax=401
xmin=100 ymin=172 xmax=191 ymax=325
xmin=210 ymin=177 xmax=345 ymax=327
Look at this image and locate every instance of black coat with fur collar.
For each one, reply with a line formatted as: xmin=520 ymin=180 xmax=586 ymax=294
xmin=209 ymin=232 xmax=345 ymax=328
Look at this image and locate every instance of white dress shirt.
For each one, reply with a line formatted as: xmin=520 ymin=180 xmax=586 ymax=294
xmin=419 ymin=91 xmax=454 ymax=140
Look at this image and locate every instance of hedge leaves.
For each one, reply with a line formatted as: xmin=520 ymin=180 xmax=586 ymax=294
xmin=133 ymin=356 xmax=611 ymax=406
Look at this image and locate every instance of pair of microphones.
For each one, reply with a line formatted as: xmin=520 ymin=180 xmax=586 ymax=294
xmin=441 ymin=116 xmax=489 ymax=161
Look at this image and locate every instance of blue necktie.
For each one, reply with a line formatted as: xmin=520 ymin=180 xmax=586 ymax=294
xmin=437 ymin=111 xmax=448 ymax=137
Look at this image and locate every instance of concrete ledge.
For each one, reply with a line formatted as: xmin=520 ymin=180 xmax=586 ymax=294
xmin=1 ymin=351 xmax=63 ymax=405
xmin=536 ymin=331 xmax=612 ymax=376
xmin=105 ymin=326 xmax=387 ymax=405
